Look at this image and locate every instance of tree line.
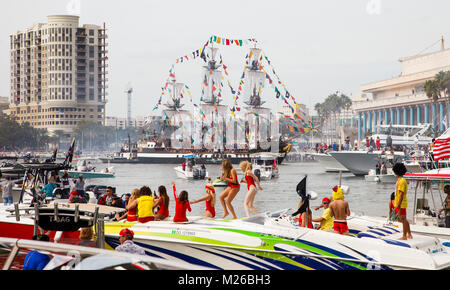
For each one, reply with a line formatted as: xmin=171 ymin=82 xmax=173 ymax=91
xmin=0 ymin=115 xmax=54 ymax=151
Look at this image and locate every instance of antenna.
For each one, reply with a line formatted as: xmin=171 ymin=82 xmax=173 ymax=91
xmin=125 ymin=83 xmax=133 ymax=128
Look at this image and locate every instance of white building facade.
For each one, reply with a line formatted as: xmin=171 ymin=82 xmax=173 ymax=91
xmin=353 ymin=43 xmax=450 ymax=141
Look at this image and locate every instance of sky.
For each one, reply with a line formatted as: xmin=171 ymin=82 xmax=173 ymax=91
xmin=1 ymin=0 xmax=450 ymax=118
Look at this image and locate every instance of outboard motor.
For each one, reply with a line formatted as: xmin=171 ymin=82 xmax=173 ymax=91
xmin=254 ymin=169 xmax=261 ymax=181
xmin=193 ymin=168 xmax=200 ymax=180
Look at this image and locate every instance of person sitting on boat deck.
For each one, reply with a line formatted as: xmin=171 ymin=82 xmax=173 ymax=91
xmin=329 ymin=188 xmax=351 ymax=235
xmin=190 ymin=178 xmax=216 ymax=218
xmin=68 ymin=190 xmax=87 ymax=204
xmin=39 ymin=180 xmax=59 ymax=199
xmin=116 ymin=189 xmax=141 ymax=222
xmin=135 ymin=186 xmax=155 ymax=223
xmin=312 ymin=197 xmax=334 ymax=231
xmin=298 ymin=206 xmax=313 ymax=229
xmin=172 ymin=181 xmax=191 ymax=223
xmin=439 ymin=185 xmax=450 ymax=228
xmin=115 ymin=228 xmax=146 ymax=256
xmin=153 ymin=185 xmax=170 ymax=221
xmin=393 ymin=162 xmax=412 ymax=240
xmin=98 ymin=186 xmax=118 ymax=206
xmin=79 ymin=227 xmax=96 ymax=247
xmin=219 ymin=160 xmax=241 ymax=219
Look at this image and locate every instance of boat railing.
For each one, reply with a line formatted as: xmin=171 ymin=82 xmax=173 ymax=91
xmin=5 ymin=202 xmax=126 ymax=249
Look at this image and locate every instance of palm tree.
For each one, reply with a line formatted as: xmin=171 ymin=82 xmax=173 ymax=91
xmin=424 ymin=79 xmax=441 ymax=135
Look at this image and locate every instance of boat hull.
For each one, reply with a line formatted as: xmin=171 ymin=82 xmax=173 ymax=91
xmin=312 ymin=153 xmax=349 ymax=173
xmin=329 ymin=151 xmax=403 ymax=176
xmin=100 ymin=152 xmax=286 ymax=165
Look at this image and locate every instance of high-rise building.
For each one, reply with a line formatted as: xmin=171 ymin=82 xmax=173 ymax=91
xmin=9 ymin=15 xmax=108 ymax=137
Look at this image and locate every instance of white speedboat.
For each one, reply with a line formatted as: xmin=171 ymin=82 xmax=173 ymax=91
xmin=371 ymin=123 xmax=432 ymax=147
xmin=329 ymin=150 xmax=404 ymax=176
xmin=103 ymin=209 xmax=450 ymax=270
xmin=64 ymin=160 xmax=115 ymax=179
xmin=364 ymin=169 xmax=396 ymax=183
xmin=312 ymin=152 xmax=349 ymax=173
xmin=174 ymin=165 xmax=208 ymax=180
xmin=250 ymin=152 xmax=280 ymax=180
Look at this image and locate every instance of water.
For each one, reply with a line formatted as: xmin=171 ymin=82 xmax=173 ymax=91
xmin=89 ymin=160 xmax=407 ymax=219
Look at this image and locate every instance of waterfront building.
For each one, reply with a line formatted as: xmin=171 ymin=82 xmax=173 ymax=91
xmin=9 ymin=15 xmax=108 ymax=138
xmin=353 ymin=40 xmax=450 ymax=141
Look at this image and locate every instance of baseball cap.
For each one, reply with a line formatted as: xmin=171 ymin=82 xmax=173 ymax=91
xmin=322 ymin=197 xmax=331 ymax=204
xmin=70 ymin=190 xmax=78 ymax=196
xmin=119 ymin=228 xmax=134 ymax=238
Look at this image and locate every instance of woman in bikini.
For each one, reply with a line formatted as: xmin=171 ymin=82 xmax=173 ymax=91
xmin=219 ymin=160 xmax=241 ymax=219
xmin=153 ymin=185 xmax=170 ymax=221
xmin=239 ymin=161 xmax=263 ymax=217
xmin=191 ymin=178 xmax=216 ymax=218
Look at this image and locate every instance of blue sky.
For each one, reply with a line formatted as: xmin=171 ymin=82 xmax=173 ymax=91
xmin=1 ymin=0 xmax=450 ymax=118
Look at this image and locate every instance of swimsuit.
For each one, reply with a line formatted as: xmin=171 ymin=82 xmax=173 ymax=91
xmin=333 ymin=220 xmax=349 ymax=234
xmin=245 ymin=173 xmax=256 ymax=191
xmin=205 ymin=199 xmax=215 ymax=218
xmin=157 ymin=196 xmax=169 ymax=218
xmin=227 ymin=171 xmax=240 ymax=189
xmin=173 ymin=185 xmax=192 ymax=222
xmin=127 ymin=207 xmax=137 ymax=222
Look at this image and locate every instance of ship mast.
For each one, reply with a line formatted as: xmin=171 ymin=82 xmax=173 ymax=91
xmin=244 ymin=44 xmax=270 ymax=151
xmin=162 ymin=72 xmax=190 ymax=149
xmin=200 ymin=43 xmax=227 ymax=152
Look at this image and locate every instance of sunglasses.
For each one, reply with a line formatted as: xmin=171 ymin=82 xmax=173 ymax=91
xmin=323 ymin=202 xmax=329 ymax=204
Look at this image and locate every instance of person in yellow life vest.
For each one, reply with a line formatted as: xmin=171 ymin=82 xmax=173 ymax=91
xmin=393 ymin=163 xmax=412 ymax=240
xmin=312 ymin=197 xmax=334 ymax=231
xmin=439 ymin=184 xmax=450 ymax=228
xmin=137 ymin=186 xmax=155 ymax=223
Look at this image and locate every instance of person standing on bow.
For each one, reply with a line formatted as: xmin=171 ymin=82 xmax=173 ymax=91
xmin=219 ymin=160 xmax=241 ymax=219
xmin=239 ymin=161 xmax=263 ymax=217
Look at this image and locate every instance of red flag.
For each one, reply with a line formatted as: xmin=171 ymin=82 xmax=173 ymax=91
xmin=226 ymin=39 xmax=230 ymax=45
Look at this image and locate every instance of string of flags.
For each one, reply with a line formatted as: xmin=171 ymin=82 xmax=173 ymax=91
xmin=145 ymin=35 xmax=318 ymax=135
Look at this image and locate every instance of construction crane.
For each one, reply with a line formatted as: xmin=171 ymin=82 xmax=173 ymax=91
xmin=125 ymin=83 xmax=133 ymax=128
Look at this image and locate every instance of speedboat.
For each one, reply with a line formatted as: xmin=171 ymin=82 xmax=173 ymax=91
xmin=0 ymin=237 xmax=211 ymax=270
xmin=103 ymin=209 xmax=450 ymax=270
xmin=174 ymin=155 xmax=208 ymax=180
xmin=250 ymin=152 xmax=280 ymax=180
xmin=329 ymin=150 xmax=404 ymax=176
xmin=364 ymin=169 xmax=396 ymax=183
xmin=312 ymin=152 xmax=349 ymax=173
xmin=63 ymin=160 xmax=115 ymax=179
